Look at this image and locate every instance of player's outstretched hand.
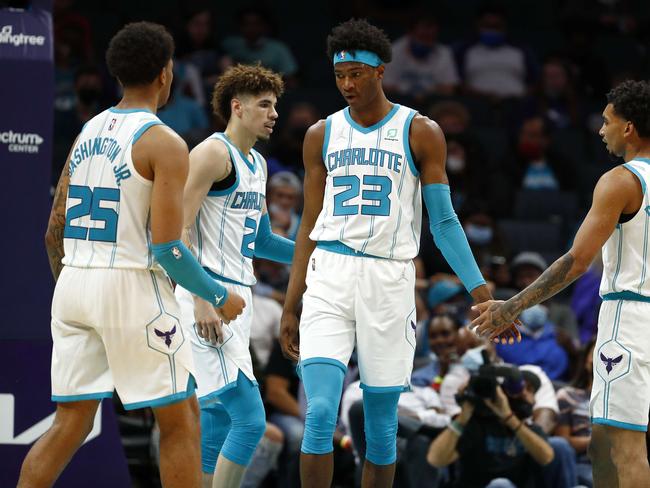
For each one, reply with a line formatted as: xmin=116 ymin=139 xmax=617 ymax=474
xmin=216 ymin=291 xmax=245 ymax=324
xmin=493 ymin=323 xmax=522 ymax=345
xmin=193 ymin=296 xmax=224 ymax=345
xmin=470 ymin=300 xmax=522 ymax=345
xmin=280 ymin=311 xmax=300 ymax=361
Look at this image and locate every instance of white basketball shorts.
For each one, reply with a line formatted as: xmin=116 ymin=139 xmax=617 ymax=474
xmin=175 ymin=282 xmax=256 ymax=406
xmin=591 ymin=299 xmax=650 ymax=431
xmin=51 ymin=266 xmax=196 ymax=410
xmin=299 ymin=246 xmax=417 ymax=391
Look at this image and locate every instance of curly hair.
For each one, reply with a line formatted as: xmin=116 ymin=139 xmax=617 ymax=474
xmin=106 ymin=22 xmax=174 ymax=87
xmin=211 ymin=64 xmax=284 ymax=122
xmin=606 ymin=80 xmax=650 ymax=138
xmin=326 ymin=19 xmax=392 ymax=64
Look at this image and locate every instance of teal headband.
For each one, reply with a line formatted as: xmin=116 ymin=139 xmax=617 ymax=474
xmin=332 ymin=49 xmax=383 ymax=67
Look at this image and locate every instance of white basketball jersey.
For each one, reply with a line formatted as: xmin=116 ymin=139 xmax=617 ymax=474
xmin=62 ymin=107 xmax=164 ymax=270
xmin=600 ymin=159 xmax=650 ymax=297
xmin=310 ymin=104 xmax=422 ymax=259
xmin=189 ymin=133 xmax=266 ymax=286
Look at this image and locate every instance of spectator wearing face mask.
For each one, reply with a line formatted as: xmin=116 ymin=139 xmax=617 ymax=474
xmin=455 ymin=2 xmax=538 ymax=99
xmin=427 ymin=366 xmax=554 ymax=488
xmin=512 ymin=116 xmax=577 ymax=192
xmin=419 ymin=200 xmax=508 ymax=279
xmin=445 ymin=345 xmax=579 ymax=487
xmin=496 ymin=304 xmax=569 ymax=381
xmin=383 ymin=13 xmax=459 ymax=100
xmin=512 ymin=252 xmax=579 ymax=340
xmin=429 ymin=101 xmax=494 ymax=210
xmin=462 ymin=202 xmax=510 ymax=268
xmin=53 ymin=65 xmax=105 ymax=188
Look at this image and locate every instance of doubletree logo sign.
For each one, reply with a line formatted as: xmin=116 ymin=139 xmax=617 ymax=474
xmin=0 ymin=25 xmax=46 ymax=47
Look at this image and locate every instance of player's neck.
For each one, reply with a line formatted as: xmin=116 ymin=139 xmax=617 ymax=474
xmin=116 ymin=87 xmax=159 ymax=114
xmin=624 ymin=141 xmax=650 ymax=162
xmin=348 ymin=93 xmax=393 ymax=128
xmin=224 ymin=124 xmax=256 ymax=156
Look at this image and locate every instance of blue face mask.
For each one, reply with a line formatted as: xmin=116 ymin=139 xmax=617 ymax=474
xmin=479 ymin=30 xmax=506 ymax=47
xmin=461 ymin=346 xmax=486 ymax=372
xmin=520 ymin=304 xmax=548 ymax=331
xmin=409 ymin=40 xmax=433 ymax=60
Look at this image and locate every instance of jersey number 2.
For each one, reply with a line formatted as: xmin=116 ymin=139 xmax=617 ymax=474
xmin=333 ymin=175 xmax=392 ymax=216
xmin=240 ymin=217 xmax=258 ymax=258
xmin=64 ymin=185 xmax=120 ymax=243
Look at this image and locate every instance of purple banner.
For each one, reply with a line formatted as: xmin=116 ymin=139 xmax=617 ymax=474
xmin=0 ymin=340 xmax=131 ymax=486
xmin=0 ymin=5 xmax=52 ymax=61
xmin=0 ymin=3 xmax=53 ymax=341
xmin=1 ymin=4 xmax=131 ymax=487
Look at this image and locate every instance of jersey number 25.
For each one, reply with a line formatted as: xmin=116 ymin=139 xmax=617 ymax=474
xmin=64 ymin=185 xmax=120 ymax=243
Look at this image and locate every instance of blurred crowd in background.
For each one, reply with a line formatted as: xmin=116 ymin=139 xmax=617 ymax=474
xmin=51 ymin=0 xmax=650 ymax=486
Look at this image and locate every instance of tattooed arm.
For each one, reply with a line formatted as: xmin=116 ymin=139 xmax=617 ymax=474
xmin=472 ymin=166 xmax=642 ymax=339
xmin=45 ymin=158 xmax=72 ymax=281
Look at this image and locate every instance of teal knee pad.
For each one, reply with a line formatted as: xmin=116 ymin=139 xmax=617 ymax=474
xmin=219 ymin=371 xmax=267 ymax=466
xmin=300 ymin=360 xmax=345 ymax=454
xmin=200 ymin=402 xmax=231 ymax=473
xmin=363 ymin=390 xmax=400 ymax=465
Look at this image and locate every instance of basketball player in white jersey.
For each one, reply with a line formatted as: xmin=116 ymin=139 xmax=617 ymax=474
xmin=279 ymin=19 xmax=520 ymax=488
xmin=17 ymin=22 xmax=244 ymax=488
xmin=473 ymin=80 xmax=650 ymax=488
xmin=175 ymin=64 xmax=294 ymax=488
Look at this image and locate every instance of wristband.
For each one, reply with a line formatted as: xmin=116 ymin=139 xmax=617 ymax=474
xmin=254 ymin=213 xmax=295 ymax=264
xmin=152 ymin=240 xmax=228 ymax=306
xmin=501 ymin=411 xmax=514 ymax=423
xmin=513 ymin=421 xmax=523 ymax=433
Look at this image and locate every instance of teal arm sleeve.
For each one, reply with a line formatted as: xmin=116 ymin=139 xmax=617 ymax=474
xmin=151 ymin=240 xmax=228 ymax=306
xmin=254 ymin=213 xmax=295 ymax=264
xmin=422 ymin=183 xmax=486 ymax=292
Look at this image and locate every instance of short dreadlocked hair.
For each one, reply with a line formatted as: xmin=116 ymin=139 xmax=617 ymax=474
xmin=211 ymin=64 xmax=284 ymax=123
xmin=326 ymin=19 xmax=392 ymax=65
xmin=606 ymin=80 xmax=650 ymax=138
xmin=106 ymin=22 xmax=174 ymax=87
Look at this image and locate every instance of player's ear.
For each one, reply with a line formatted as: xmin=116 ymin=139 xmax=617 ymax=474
xmin=159 ymin=59 xmax=172 ymax=87
xmin=624 ymin=120 xmax=634 ymax=138
xmin=376 ymin=65 xmax=385 ymax=80
xmin=231 ymin=98 xmax=242 ymax=118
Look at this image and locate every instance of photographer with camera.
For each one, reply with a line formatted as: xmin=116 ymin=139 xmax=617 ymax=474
xmin=427 ymin=362 xmax=554 ymax=488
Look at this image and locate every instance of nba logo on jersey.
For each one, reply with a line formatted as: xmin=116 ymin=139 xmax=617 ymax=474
xmin=108 ymin=118 xmax=116 ymax=131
